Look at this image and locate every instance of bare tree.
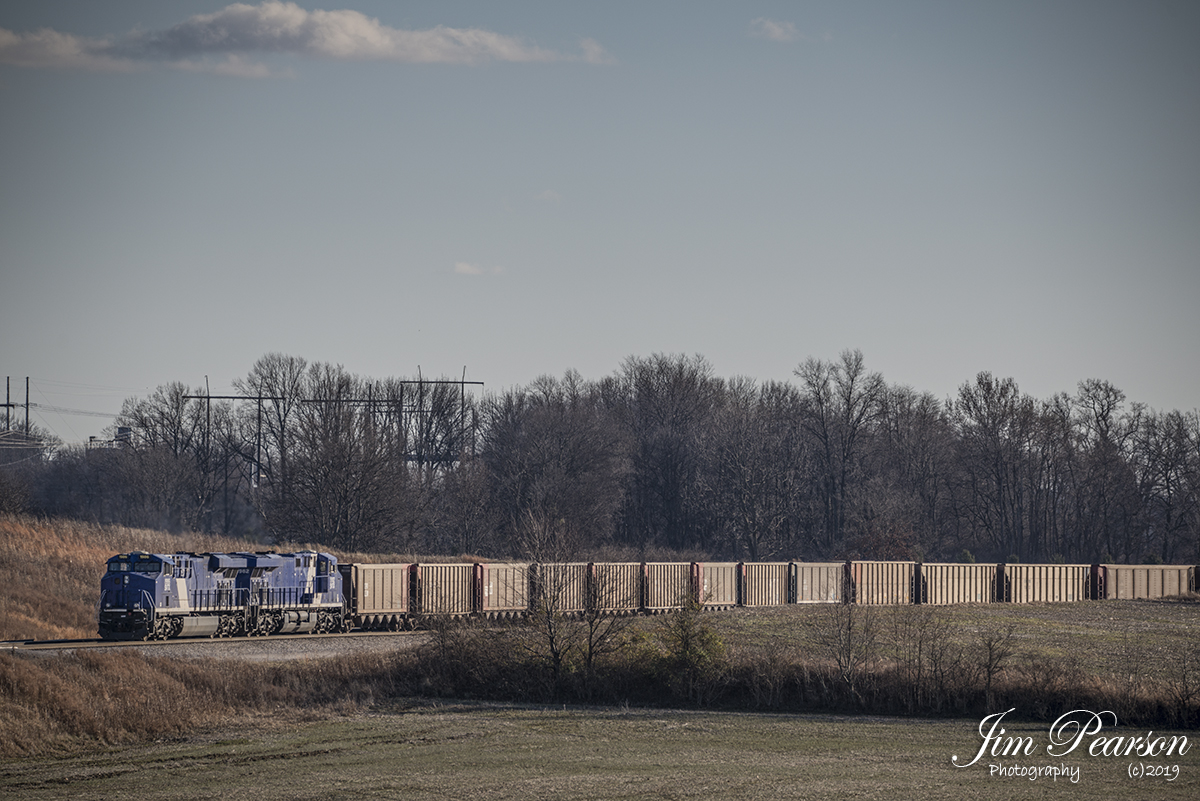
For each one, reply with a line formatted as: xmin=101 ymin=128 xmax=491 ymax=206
xmin=805 ymin=601 xmax=879 ymax=707
xmin=282 ymin=363 xmax=397 ymax=550
xmin=607 ymin=354 xmax=724 ymax=552
xmin=1133 ymin=409 xmax=1200 ymax=562
xmin=699 ymin=379 xmax=809 ymax=559
xmin=234 ymin=352 xmax=309 ymax=527
xmin=580 ymin=566 xmax=639 ymax=688
xmin=794 ymin=349 xmax=886 ymax=553
xmin=433 ymin=455 xmax=497 ymax=555
xmin=871 ymin=385 xmax=955 ymax=558
xmin=483 ymin=373 xmax=631 ymax=559
xmin=974 ymin=624 xmax=1016 ymax=714
xmin=105 ymin=382 xmax=240 ymax=532
xmin=946 ymin=373 xmax=1041 ymax=560
xmin=0 ymin=422 xmax=57 ymax=514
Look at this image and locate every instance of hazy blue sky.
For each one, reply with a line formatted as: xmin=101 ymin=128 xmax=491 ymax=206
xmin=2 ymin=1 xmax=1197 ymax=445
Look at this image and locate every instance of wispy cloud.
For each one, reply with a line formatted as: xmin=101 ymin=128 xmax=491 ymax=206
xmin=0 ymin=27 xmax=134 ymax=72
xmin=454 ymin=262 xmax=504 ymax=276
xmin=749 ymin=18 xmax=799 ymax=43
xmin=579 ymin=38 xmax=616 ymax=66
xmin=0 ymin=1 xmax=611 ymax=76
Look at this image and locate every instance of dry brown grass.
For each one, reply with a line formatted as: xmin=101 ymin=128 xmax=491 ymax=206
xmin=0 ymin=649 xmax=406 ymax=757
xmin=0 ymin=515 xmax=262 ymax=641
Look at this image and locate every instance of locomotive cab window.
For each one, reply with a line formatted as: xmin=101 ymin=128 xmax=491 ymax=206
xmin=110 ymin=559 xmax=164 ymax=574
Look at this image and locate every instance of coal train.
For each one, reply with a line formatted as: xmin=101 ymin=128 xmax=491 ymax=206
xmin=97 ymin=551 xmax=1200 ymax=641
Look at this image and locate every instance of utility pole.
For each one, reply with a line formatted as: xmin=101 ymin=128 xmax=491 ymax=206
xmin=183 ymin=392 xmax=285 ymax=489
xmin=3 ymin=377 xmax=12 ymax=431
xmin=256 ymin=395 xmax=263 ymax=489
xmin=299 ymin=376 xmax=483 ymax=465
xmin=204 ymin=376 xmax=211 ymax=533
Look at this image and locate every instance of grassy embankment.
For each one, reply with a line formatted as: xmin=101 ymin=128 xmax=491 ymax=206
xmin=0 ymin=514 xmax=471 ymax=641
xmin=0 ymin=516 xmax=257 ymax=642
xmin=1 ymin=515 xmax=1197 ymax=759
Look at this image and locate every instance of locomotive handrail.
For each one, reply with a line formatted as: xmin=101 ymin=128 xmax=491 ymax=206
xmin=139 ymin=589 xmax=156 ymax=629
xmin=250 ymin=587 xmax=311 ymax=608
xmin=190 ymin=588 xmax=250 ymax=611
xmin=187 ymin=587 xmax=320 ymax=611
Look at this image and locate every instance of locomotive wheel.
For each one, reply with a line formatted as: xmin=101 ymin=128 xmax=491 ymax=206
xmin=151 ymin=615 xmax=181 ymax=640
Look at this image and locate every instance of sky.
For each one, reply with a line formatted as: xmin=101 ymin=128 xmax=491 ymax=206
xmin=1 ymin=1 xmax=1198 ymax=445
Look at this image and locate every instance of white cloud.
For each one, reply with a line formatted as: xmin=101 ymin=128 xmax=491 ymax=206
xmin=749 ymin=18 xmax=799 ymax=43
xmin=536 ymin=189 xmax=562 ymax=204
xmin=0 ymin=1 xmax=608 ymax=76
xmin=126 ymin=2 xmax=558 ymax=64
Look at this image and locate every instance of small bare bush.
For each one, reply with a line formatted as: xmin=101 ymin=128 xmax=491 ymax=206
xmin=1013 ymin=653 xmax=1088 ymax=719
xmin=804 ymin=603 xmax=878 ymax=708
xmin=973 ymin=624 xmax=1016 ymax=714
xmin=739 ymin=636 xmax=793 ymax=709
xmin=1164 ymin=639 xmax=1200 ymax=727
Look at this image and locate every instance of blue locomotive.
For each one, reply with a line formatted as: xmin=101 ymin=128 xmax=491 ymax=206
xmin=98 ymin=551 xmax=347 ymax=640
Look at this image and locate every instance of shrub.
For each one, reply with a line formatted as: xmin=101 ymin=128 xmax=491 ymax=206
xmin=656 ymin=598 xmax=727 ymax=704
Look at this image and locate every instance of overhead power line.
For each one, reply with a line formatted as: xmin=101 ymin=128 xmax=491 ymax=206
xmin=28 ymin=403 xmax=118 ymax=419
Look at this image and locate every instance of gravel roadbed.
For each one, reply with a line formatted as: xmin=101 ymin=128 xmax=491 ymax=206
xmin=8 ymin=632 xmax=432 ymax=661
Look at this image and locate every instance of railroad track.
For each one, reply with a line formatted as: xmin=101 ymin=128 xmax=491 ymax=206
xmin=3 ymin=630 xmax=428 ymax=660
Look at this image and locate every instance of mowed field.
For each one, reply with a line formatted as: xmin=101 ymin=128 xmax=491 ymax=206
xmin=710 ymin=597 xmax=1200 ymax=687
xmin=1 ymin=702 xmax=1195 ymax=800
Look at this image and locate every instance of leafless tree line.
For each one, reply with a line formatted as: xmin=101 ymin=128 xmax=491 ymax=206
xmin=4 ymin=350 xmax=1198 ymax=563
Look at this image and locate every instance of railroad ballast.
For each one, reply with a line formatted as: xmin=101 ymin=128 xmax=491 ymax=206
xmin=96 ymin=553 xmax=1200 ymax=641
